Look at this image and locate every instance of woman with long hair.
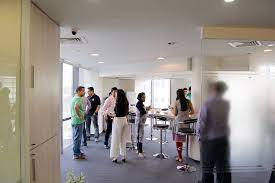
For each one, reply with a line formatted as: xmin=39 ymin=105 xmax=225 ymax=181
xmin=172 ymin=89 xmax=194 ymax=162
xmin=110 ymin=89 xmax=129 ymax=163
xmin=135 ymin=92 xmax=150 ymax=158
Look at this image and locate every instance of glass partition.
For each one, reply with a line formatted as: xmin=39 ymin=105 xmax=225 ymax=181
xmin=201 ymin=39 xmax=275 ymax=181
xmin=0 ymin=0 xmax=22 ymax=182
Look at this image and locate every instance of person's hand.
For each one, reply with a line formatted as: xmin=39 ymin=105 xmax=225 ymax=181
xmin=79 ymin=115 xmax=84 ymax=121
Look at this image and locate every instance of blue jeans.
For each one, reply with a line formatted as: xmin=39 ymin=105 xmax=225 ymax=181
xmin=72 ymin=123 xmax=84 ymax=156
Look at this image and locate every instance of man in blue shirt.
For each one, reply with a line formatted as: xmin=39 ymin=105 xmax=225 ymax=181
xmin=197 ymin=81 xmax=231 ymax=183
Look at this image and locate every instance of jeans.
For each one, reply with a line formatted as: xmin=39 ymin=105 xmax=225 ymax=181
xmin=104 ymin=115 xmax=113 ymax=146
xmin=83 ymin=123 xmax=87 ymax=145
xmin=72 ymin=123 xmax=84 ymax=156
xmin=200 ymin=137 xmax=231 ymax=183
xmin=86 ymin=114 xmax=99 ymax=138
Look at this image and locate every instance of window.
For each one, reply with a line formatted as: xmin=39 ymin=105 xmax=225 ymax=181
xmin=152 ymin=79 xmax=170 ymax=108
xmin=62 ymin=63 xmax=73 ymax=119
xmin=62 ymin=63 xmax=73 ymax=149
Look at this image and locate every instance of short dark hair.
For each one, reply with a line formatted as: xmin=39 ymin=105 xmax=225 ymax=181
xmin=88 ymin=87 xmax=94 ymax=92
xmin=183 ymin=88 xmax=188 ymax=91
xmin=137 ymin=92 xmax=145 ymax=101
xmin=213 ymin=81 xmax=228 ymax=94
xmin=189 ymin=86 xmax=191 ymax=91
xmin=111 ymin=87 xmax=118 ymax=92
xmin=76 ymin=86 xmax=85 ymax=93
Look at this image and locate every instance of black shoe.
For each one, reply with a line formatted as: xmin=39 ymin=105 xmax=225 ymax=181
xmin=122 ymin=159 xmax=126 ymax=163
xmin=112 ymin=159 xmax=118 ymax=163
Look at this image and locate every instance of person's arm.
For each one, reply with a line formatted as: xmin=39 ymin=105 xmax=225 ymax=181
xmin=196 ymin=104 xmax=207 ymax=141
xmin=188 ymin=101 xmax=195 ymax=115
xmin=102 ymin=97 xmax=110 ymax=113
xmin=136 ymin=102 xmax=146 ymax=115
xmin=95 ymin=97 xmax=101 ymax=114
xmin=172 ymin=102 xmax=178 ymax=116
xmin=74 ymin=101 xmax=84 ymax=120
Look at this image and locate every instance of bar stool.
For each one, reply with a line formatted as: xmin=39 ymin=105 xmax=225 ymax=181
xmin=153 ymin=123 xmax=169 ymax=159
xmin=146 ymin=115 xmax=158 ymax=141
xmin=127 ymin=112 xmax=136 ymax=151
xmin=156 ymin=116 xmax=168 ymax=144
xmin=175 ymin=118 xmax=197 ymax=172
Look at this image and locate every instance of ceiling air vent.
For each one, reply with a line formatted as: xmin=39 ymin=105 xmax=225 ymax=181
xmin=60 ymin=37 xmax=88 ymax=44
xmin=228 ymin=41 xmax=262 ymax=48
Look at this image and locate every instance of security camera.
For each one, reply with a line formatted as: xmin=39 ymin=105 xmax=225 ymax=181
xmin=71 ymin=28 xmax=79 ymax=36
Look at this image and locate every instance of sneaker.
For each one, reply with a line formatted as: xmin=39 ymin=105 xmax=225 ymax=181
xmin=73 ymin=155 xmax=86 ymax=160
xmin=104 ymin=145 xmax=110 ymax=149
xmin=95 ymin=138 xmax=99 ymax=143
xmin=138 ymin=153 xmax=145 ymax=158
xmin=112 ymin=158 xmax=118 ymax=163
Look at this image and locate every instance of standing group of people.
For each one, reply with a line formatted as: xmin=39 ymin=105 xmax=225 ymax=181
xmin=71 ymin=81 xmax=267 ymax=183
xmin=70 ymin=86 xmax=101 ymax=159
xmin=70 ymin=86 xmax=131 ymax=162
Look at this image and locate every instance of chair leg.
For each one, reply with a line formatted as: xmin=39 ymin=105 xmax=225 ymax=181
xmin=153 ymin=129 xmax=168 ymax=159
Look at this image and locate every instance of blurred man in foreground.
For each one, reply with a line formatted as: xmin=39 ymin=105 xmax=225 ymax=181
xmin=197 ymin=81 xmax=231 ymax=183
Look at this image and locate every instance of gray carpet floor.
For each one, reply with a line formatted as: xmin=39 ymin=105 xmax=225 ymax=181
xmin=61 ymin=125 xmax=272 ymax=183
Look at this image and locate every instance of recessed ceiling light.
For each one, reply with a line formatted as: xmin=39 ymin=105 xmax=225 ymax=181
xmin=97 ymin=61 xmax=104 ymax=64
xmin=157 ymin=57 xmax=165 ymax=60
xmin=264 ymin=49 xmax=272 ymax=52
xmin=268 ymin=44 xmax=274 ymax=47
xmin=224 ymin=0 xmax=235 ymax=2
xmin=90 ymin=53 xmax=99 ymax=57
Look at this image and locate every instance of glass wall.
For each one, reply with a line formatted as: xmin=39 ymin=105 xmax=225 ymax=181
xmin=201 ymin=39 xmax=275 ymax=181
xmin=0 ymin=0 xmax=21 ymax=182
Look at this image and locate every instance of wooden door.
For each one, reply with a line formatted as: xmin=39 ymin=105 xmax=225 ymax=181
xmin=29 ymin=4 xmax=60 ymax=148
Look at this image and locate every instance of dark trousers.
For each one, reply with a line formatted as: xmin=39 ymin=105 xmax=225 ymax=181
xmin=200 ymin=137 xmax=232 ymax=183
xmin=86 ymin=114 xmax=99 ymax=138
xmin=104 ymin=116 xmax=113 ymax=146
xmin=270 ymin=169 xmax=275 ymax=183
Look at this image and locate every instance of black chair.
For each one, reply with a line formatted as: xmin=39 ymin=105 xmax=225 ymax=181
xmin=127 ymin=112 xmax=136 ymax=150
xmin=156 ymin=116 xmax=169 ymax=144
xmin=146 ymin=114 xmax=158 ymax=141
xmin=175 ymin=118 xmax=197 ymax=171
xmin=153 ymin=123 xmax=169 ymax=159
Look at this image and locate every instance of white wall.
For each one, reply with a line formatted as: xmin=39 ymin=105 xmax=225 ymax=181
xmin=101 ymin=78 xmax=135 ymax=99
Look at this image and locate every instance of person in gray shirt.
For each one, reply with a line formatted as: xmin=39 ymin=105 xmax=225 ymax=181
xmin=197 ymin=81 xmax=231 ymax=183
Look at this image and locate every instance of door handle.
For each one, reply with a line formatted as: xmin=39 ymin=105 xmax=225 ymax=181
xmin=31 ymin=154 xmax=36 ymax=182
xmin=31 ymin=65 xmax=35 ymax=88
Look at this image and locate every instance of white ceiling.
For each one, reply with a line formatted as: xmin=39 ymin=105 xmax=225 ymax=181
xmin=34 ymin=0 xmax=275 ymax=77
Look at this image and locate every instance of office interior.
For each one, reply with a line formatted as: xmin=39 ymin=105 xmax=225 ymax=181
xmin=1 ymin=0 xmax=275 ymax=182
